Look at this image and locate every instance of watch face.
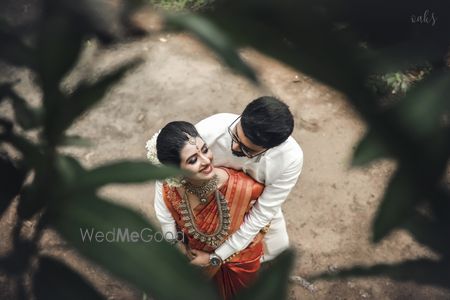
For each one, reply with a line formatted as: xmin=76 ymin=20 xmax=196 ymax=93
xmin=210 ymin=257 xmax=221 ymax=266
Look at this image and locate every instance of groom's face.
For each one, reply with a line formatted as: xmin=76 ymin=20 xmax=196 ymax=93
xmin=229 ymin=121 xmax=267 ymax=158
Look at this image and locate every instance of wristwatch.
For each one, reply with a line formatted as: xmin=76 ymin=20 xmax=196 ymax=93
xmin=209 ymin=253 xmax=223 ymax=266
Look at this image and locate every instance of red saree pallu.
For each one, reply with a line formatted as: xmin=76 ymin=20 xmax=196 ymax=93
xmin=163 ymin=168 xmax=264 ymax=300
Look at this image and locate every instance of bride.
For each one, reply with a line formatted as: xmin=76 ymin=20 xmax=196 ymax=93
xmin=147 ymin=121 xmax=266 ymax=299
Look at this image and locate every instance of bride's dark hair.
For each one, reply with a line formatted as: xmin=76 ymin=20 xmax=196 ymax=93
xmin=156 ymin=121 xmax=201 ymax=167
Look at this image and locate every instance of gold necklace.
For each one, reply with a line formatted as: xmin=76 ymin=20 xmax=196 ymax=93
xmin=179 ymin=189 xmax=231 ymax=247
xmin=183 ymin=174 xmax=219 ymax=204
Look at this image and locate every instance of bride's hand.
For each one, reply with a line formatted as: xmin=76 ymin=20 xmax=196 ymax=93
xmin=175 ymin=242 xmax=188 ymax=256
xmin=175 ymin=243 xmax=196 ymax=260
xmin=189 ymin=249 xmax=210 ymax=267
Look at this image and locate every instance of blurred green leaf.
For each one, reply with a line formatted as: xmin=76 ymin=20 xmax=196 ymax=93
xmin=37 ymin=8 xmax=85 ymax=146
xmin=359 ymin=40 xmax=444 ymax=74
xmin=430 ymin=187 xmax=450 ymax=225
xmin=400 ymin=211 xmax=450 ymax=255
xmin=55 ymin=155 xmax=86 ymax=189
xmin=373 ymin=168 xmax=419 ymax=242
xmin=397 ymin=72 xmax=450 ymax=139
xmin=50 ymin=194 xmax=219 ymax=300
xmin=74 ymin=161 xmax=181 ymax=191
xmin=352 ymin=130 xmax=390 ymax=166
xmin=59 ymin=0 xmax=130 ymax=42
xmin=0 ymin=239 xmax=36 ymax=275
xmin=7 ymin=135 xmax=50 ymax=220
xmin=7 ymin=87 xmax=42 ymax=130
xmin=60 ymin=135 xmax=93 ymax=147
xmin=309 ymin=258 xmax=450 ymax=290
xmin=18 ymin=155 xmax=84 ymax=220
xmin=52 ymin=60 xmax=141 ymax=142
xmin=235 ymin=249 xmax=294 ymax=300
xmin=6 ymin=133 xmax=45 ymax=171
xmin=17 ymin=184 xmax=45 ymax=220
xmin=202 ymin=1 xmax=370 ymax=102
xmin=0 ymin=29 xmax=37 ymax=69
xmin=33 ymin=256 xmax=104 ymax=300
xmin=37 ymin=12 xmax=84 ymax=96
xmin=0 ymin=152 xmax=27 ymax=218
xmin=0 ymin=82 xmax=14 ymax=104
xmin=165 ymin=13 xmax=258 ymax=83
xmin=0 ymin=118 xmax=13 ymax=141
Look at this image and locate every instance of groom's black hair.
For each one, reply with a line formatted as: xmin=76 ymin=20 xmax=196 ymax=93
xmin=241 ymin=96 xmax=294 ymax=148
xmin=157 ymin=121 xmax=200 ymax=167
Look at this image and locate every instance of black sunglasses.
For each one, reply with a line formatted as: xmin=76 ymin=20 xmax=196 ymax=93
xmin=227 ymin=116 xmax=268 ymax=158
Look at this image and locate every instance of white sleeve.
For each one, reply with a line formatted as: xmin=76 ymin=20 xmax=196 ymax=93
xmin=154 ymin=180 xmax=177 ymax=239
xmin=215 ymin=155 xmax=303 ymax=260
xmin=195 ymin=113 xmax=237 ymax=145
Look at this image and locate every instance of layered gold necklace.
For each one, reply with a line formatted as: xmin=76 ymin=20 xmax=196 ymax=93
xmin=179 ymin=177 xmax=231 ymax=247
xmin=183 ymin=174 xmax=219 ymax=204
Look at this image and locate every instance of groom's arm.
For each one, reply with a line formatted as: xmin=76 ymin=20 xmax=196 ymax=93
xmin=215 ymin=153 xmax=303 ymax=261
xmin=154 ymin=180 xmax=178 ymax=239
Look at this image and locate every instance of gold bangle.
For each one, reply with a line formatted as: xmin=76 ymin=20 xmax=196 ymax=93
xmin=224 ymin=251 xmax=239 ymax=263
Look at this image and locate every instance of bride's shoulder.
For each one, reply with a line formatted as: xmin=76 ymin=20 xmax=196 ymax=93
xmin=215 ymin=167 xmax=230 ymax=185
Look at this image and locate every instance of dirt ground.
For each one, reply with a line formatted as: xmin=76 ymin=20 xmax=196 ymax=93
xmin=1 ymin=4 xmax=450 ymax=299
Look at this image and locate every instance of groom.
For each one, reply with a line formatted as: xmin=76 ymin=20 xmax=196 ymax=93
xmin=158 ymin=96 xmax=303 ymax=265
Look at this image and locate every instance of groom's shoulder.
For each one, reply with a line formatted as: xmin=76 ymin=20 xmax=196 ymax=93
xmin=195 ymin=113 xmax=237 ymax=136
xmin=196 ymin=113 xmax=237 ymax=127
xmin=267 ymin=136 xmax=303 ymax=165
xmin=286 ymin=136 xmax=303 ymax=155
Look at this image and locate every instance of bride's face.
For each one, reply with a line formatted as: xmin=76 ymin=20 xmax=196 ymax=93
xmin=179 ymin=137 xmax=215 ymax=182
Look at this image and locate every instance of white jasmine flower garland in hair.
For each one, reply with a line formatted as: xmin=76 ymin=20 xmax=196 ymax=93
xmin=145 ymin=130 xmax=161 ymax=165
xmin=145 ymin=130 xmax=182 ymax=187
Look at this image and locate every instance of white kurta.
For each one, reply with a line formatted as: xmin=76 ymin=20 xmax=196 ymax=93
xmin=154 ymin=113 xmax=303 ymax=261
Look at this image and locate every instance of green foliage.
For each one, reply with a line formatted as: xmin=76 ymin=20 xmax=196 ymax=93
xmin=383 ymin=72 xmax=413 ymax=94
xmin=0 ymin=24 xmax=37 ymax=69
xmin=235 ymin=250 xmax=295 ymax=300
xmin=309 ymin=258 xmax=450 ymax=290
xmin=51 ymin=193 xmax=218 ymax=300
xmin=49 ymin=61 xmax=142 ymax=145
xmin=33 ymin=256 xmax=104 ymax=300
xmin=165 ymin=13 xmax=258 ymax=83
xmin=372 ymin=168 xmax=419 ymax=242
xmin=352 ymin=130 xmax=390 ymax=166
xmin=0 ymin=82 xmax=42 ymax=130
xmin=0 ymin=151 xmax=27 ymax=217
xmin=397 ymin=71 xmax=450 ymax=139
xmin=70 ymin=160 xmax=182 ymax=192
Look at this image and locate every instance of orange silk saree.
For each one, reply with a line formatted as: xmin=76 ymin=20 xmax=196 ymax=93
xmin=163 ymin=167 xmax=264 ymax=300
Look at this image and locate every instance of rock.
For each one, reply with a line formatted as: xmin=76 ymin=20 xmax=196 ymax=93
xmin=327 ymin=264 xmax=338 ymax=274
